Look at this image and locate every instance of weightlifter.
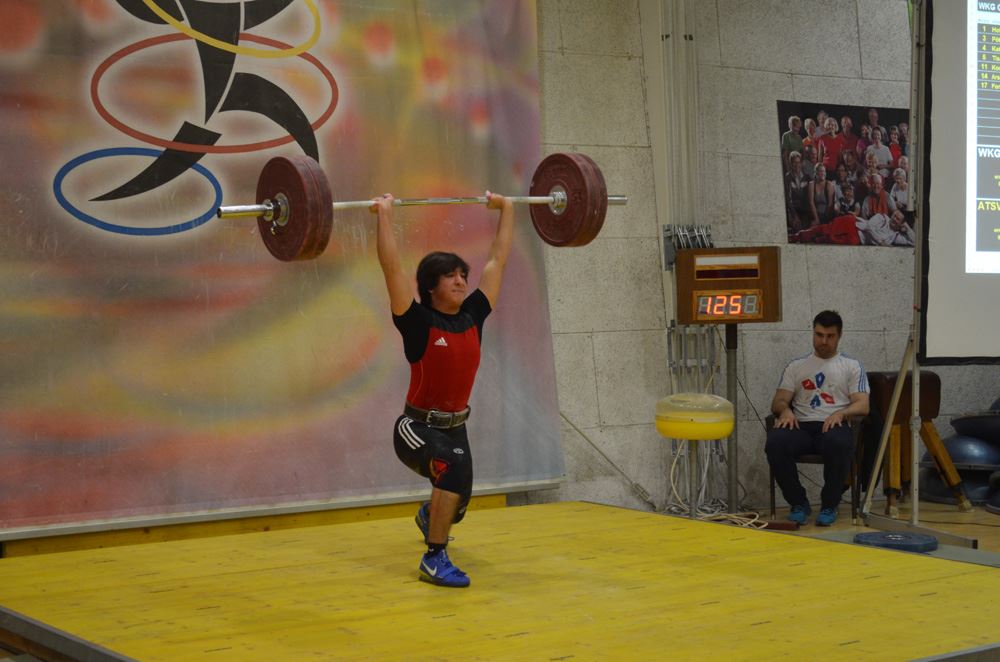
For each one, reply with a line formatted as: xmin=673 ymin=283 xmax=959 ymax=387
xmin=371 ymin=191 xmax=514 ymax=588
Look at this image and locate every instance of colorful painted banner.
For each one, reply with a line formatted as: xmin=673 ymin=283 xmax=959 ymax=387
xmin=0 ymin=0 xmax=561 ymax=530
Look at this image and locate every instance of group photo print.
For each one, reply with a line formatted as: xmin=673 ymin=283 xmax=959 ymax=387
xmin=778 ymin=101 xmax=913 ymax=247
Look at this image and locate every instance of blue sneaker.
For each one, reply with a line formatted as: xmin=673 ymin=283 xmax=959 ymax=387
xmin=816 ymin=507 xmax=838 ymax=526
xmin=419 ymin=549 xmax=470 ymax=588
xmin=415 ymin=502 xmax=430 ymax=541
xmin=787 ymin=504 xmax=812 ymax=525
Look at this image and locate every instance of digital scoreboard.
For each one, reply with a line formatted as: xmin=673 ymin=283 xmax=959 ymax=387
xmin=674 ymin=247 xmax=782 ymax=325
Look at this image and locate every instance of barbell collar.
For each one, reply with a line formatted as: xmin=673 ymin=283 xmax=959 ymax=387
xmin=217 ymin=201 xmax=274 ymax=220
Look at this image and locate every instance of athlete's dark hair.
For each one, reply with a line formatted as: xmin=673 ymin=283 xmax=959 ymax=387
xmin=416 ymin=251 xmax=469 ymax=306
xmin=813 ymin=310 xmax=843 ymax=334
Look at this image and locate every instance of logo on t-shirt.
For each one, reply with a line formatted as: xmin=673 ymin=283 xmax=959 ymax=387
xmin=434 ymin=336 xmax=448 ymax=347
xmin=802 ymin=372 xmax=829 ymax=409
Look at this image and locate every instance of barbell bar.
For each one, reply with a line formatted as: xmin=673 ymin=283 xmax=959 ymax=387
xmin=219 ymin=192 xmax=629 ymax=218
xmin=215 ymin=153 xmax=628 ymax=261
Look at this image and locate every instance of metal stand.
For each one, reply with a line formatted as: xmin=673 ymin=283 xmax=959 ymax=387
xmin=860 ymin=334 xmax=977 ymax=548
xmin=688 ymin=440 xmax=698 ymax=518
xmin=725 ymin=323 xmax=738 ymax=513
xmin=858 ymin=0 xmax=978 ymax=550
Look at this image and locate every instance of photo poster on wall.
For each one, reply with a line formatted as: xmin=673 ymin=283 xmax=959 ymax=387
xmin=0 ymin=0 xmax=563 ymax=533
xmin=776 ymin=101 xmax=914 ymax=247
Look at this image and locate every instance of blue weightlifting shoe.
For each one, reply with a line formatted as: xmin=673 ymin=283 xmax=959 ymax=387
xmin=419 ymin=549 xmax=470 ymax=588
xmin=816 ymin=507 xmax=838 ymax=527
xmin=415 ymin=502 xmax=430 ymax=541
xmin=787 ymin=504 xmax=812 ymax=525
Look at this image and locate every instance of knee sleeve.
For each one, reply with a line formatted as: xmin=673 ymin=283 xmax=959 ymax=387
xmin=427 ymin=440 xmax=472 ymax=497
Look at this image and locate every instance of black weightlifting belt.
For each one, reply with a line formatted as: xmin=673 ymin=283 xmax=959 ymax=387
xmin=403 ymin=403 xmax=471 ymax=429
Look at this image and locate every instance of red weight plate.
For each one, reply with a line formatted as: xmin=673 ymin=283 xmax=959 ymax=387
xmin=574 ymin=153 xmax=608 ymax=245
xmin=529 ymin=152 xmax=608 ymax=247
xmin=296 ymin=157 xmax=334 ymax=260
xmin=256 ymin=155 xmax=333 ymax=261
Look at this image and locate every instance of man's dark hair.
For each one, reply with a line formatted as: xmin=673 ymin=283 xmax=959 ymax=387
xmin=813 ymin=310 xmax=843 ymax=334
xmin=416 ymin=251 xmax=469 ymax=306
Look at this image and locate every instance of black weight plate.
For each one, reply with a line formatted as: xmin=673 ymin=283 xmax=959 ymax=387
xmin=854 ymin=531 xmax=939 ymax=553
xmin=529 ymin=152 xmax=607 ymax=247
xmin=257 ymin=155 xmax=333 ymax=262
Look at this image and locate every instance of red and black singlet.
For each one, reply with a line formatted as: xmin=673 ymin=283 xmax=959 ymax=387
xmin=392 ymin=289 xmax=492 ymax=412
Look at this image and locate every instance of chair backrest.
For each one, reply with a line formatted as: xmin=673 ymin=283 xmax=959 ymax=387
xmin=866 ymin=371 xmax=940 ymax=425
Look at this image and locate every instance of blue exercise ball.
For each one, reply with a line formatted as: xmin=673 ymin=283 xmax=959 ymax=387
xmin=919 ymin=467 xmax=993 ymax=506
xmin=920 ymin=434 xmax=1000 ymax=471
xmin=987 ymin=489 xmax=1000 ymax=517
xmin=951 ymin=413 xmax=1000 ymax=444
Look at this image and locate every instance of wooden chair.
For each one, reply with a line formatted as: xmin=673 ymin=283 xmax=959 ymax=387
xmin=766 ymin=414 xmax=864 ymax=524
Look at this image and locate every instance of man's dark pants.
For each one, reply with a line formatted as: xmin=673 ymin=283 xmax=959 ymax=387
xmin=765 ymin=420 xmax=854 ymax=510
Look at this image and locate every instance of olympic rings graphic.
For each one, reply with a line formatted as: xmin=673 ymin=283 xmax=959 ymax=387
xmin=53 ymin=147 xmax=223 ymax=236
xmin=90 ymin=32 xmax=338 ymax=154
xmin=140 ymin=0 xmax=320 ymax=58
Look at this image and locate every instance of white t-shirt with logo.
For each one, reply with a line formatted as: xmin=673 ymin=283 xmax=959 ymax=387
xmin=777 ymin=352 xmax=869 ymax=422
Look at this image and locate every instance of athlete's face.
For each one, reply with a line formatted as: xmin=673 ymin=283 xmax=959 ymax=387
xmin=430 ymin=269 xmax=468 ymax=312
xmin=813 ymin=324 xmax=841 ymax=359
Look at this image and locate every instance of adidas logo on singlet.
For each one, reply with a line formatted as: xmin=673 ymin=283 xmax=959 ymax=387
xmin=434 ymin=337 xmax=448 ymax=347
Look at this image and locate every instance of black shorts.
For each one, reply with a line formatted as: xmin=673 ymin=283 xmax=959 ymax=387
xmin=393 ymin=415 xmax=473 ymax=502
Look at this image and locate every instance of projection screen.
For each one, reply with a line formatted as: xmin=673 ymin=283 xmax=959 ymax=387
xmin=922 ymin=0 xmax=1000 ymax=363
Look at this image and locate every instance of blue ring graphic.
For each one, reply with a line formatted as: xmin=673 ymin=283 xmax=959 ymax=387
xmin=53 ymin=147 xmax=223 ymax=236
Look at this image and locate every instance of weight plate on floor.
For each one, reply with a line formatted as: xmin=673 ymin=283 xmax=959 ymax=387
xmin=257 ymin=155 xmax=333 ymax=261
xmin=853 ymin=531 xmax=939 ymax=553
xmin=529 ymin=152 xmax=607 ymax=247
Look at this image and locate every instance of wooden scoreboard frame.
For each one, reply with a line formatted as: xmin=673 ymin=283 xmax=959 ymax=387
xmin=674 ymin=246 xmax=782 ymax=325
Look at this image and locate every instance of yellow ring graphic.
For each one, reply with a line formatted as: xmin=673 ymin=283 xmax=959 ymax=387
xmin=140 ymin=0 xmax=320 ymax=58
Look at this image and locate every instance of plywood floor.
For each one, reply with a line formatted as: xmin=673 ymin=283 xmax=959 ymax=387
xmin=1 ymin=501 xmax=1000 ymax=661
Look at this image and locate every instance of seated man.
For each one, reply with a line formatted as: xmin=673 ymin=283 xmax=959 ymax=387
xmin=765 ymin=310 xmax=870 ymax=526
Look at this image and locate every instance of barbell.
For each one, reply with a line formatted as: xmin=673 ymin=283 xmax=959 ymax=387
xmin=216 ymin=153 xmax=628 ymax=261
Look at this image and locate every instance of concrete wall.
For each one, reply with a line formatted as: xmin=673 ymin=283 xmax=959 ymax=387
xmin=517 ymin=0 xmax=1000 ymax=512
